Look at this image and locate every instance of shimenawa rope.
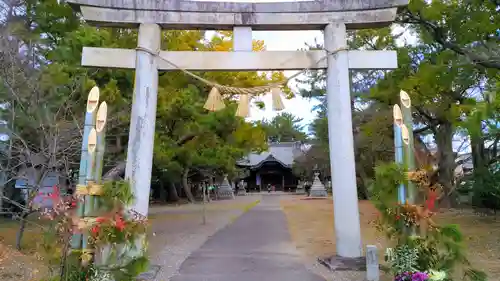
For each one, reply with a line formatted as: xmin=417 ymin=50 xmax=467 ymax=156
xmin=135 ymin=45 xmax=347 ymax=116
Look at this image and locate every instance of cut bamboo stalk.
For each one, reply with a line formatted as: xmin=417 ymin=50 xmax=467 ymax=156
xmin=400 ymin=90 xmax=416 ymax=204
xmin=393 ymin=104 xmax=405 ymax=204
xmin=71 ymin=86 xmax=99 ymax=250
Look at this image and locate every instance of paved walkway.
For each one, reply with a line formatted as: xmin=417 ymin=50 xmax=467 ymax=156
xmin=170 ymin=195 xmax=325 ymax=281
xmin=150 ymin=196 xmax=261 ymax=280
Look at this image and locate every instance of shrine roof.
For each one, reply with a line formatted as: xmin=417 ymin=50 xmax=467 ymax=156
xmin=237 ymin=142 xmax=308 ymax=168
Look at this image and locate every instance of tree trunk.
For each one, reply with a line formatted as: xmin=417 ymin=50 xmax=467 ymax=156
xmin=15 ymin=211 xmax=30 ymax=250
xmin=158 ymin=180 xmax=167 ymax=202
xmin=175 ymin=183 xmax=183 ymax=197
xmin=435 ymin=122 xmax=455 ymax=208
xmin=168 ymin=181 xmax=180 ymax=202
xmin=182 ymin=168 xmax=195 ymax=202
xmin=0 ymin=184 xmax=4 ymax=216
xmin=470 ymin=132 xmax=489 ymax=207
xmin=471 ymin=134 xmax=488 ymax=173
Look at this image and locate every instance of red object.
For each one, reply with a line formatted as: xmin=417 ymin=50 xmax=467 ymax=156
xmin=114 ymin=214 xmax=126 ymax=231
xmin=426 ymin=190 xmax=438 ymax=211
xmin=96 ymin=217 xmax=107 ymax=223
xmin=395 ymin=215 xmax=401 ymax=220
xmin=91 ymin=226 xmax=100 ymax=235
xmin=40 ymin=185 xmax=62 ymax=208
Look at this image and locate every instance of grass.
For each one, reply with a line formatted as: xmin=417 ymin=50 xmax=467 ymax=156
xmin=280 ymin=196 xmax=500 ymax=281
xmin=0 ymin=216 xmax=47 ymax=253
xmin=0 ymin=217 xmax=49 ymax=281
xmin=229 ymin=199 xmax=261 ymax=223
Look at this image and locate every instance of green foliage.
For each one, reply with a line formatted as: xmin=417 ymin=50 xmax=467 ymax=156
xmin=39 ymin=252 xmax=94 ymax=281
xmin=385 ymin=244 xmax=420 ymax=274
xmin=292 ymin=144 xmax=330 ymax=180
xmin=406 ymin=227 xmax=466 ymax=273
xmin=259 ymin=112 xmax=307 ymax=142
xmin=371 ymin=162 xmax=487 ymax=281
xmin=401 ymin=0 xmax=499 ymax=71
xmin=470 ymin=169 xmax=500 ymax=212
xmin=40 ymin=255 xmax=148 ymax=281
xmin=370 ymin=163 xmax=407 ymax=210
xmin=36 ymin=225 xmax=66 ymax=275
xmin=96 ymin=256 xmax=149 ymax=281
xmin=101 ymin=180 xmax=134 ymax=209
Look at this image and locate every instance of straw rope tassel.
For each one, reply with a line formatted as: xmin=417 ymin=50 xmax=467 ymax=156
xmin=271 ymin=87 xmax=285 ymax=111
xmin=236 ymin=94 xmax=250 ymax=117
xmin=204 ymin=87 xmax=225 ymax=111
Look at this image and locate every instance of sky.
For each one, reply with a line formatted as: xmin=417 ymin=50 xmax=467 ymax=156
xmin=201 ymin=0 xmax=418 ymax=131
xmin=243 ymin=31 xmax=323 ymax=127
xmin=208 ymin=29 xmax=325 ymax=129
xmin=200 ymin=0 xmax=326 ymax=129
xmin=203 ymin=3 xmax=474 ymax=154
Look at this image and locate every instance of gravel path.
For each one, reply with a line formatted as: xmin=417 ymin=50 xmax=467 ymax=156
xmin=169 ymin=195 xmax=325 ymax=281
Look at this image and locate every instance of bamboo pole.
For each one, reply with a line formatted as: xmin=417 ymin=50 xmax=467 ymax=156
xmin=71 ymin=86 xmax=99 ymax=249
xmin=82 ymin=128 xmax=97 ymax=252
xmin=94 ymin=102 xmax=109 ymax=265
xmin=393 ymin=105 xmax=406 ymax=204
xmin=400 ymin=90 xmax=416 ymax=204
xmin=93 ymin=102 xmax=107 ymax=210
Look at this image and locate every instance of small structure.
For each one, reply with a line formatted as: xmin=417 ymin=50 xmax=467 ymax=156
xmin=15 ymin=168 xmax=68 ymax=209
xmin=237 ymin=180 xmax=247 ymax=196
xmin=366 ymin=245 xmax=380 ymax=281
xmin=309 ymin=171 xmax=328 ymax=197
xmin=217 ymin=175 xmax=235 ymax=200
xmin=295 ymin=180 xmax=306 ymax=195
xmin=237 ymin=142 xmax=306 ymax=192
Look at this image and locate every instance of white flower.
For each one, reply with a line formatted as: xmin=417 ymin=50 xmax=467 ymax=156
xmin=428 ymin=270 xmax=446 ymax=281
xmin=89 ymin=269 xmax=114 ymax=281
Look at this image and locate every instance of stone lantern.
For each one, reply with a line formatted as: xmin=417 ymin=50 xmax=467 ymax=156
xmin=309 ymin=165 xmax=327 ymax=197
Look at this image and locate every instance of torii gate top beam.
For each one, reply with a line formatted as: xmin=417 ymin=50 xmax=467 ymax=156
xmin=66 ymin=0 xmax=408 ymax=30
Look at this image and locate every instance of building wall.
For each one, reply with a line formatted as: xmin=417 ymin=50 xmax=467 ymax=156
xmin=242 ymin=162 xmax=297 ymax=191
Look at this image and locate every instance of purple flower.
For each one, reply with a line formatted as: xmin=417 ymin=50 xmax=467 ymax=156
xmin=394 ymin=272 xmax=429 ymax=281
xmin=412 ymin=272 xmax=429 ymax=281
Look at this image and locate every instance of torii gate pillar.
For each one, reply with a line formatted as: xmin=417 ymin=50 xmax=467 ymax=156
xmin=125 ymin=24 xmax=161 ymax=216
xmin=325 ymin=23 xmax=362 ymax=256
xmin=67 ymin=0 xmax=408 ymax=259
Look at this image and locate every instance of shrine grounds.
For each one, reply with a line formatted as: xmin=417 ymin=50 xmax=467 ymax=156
xmin=1 ymin=194 xmax=499 ymax=281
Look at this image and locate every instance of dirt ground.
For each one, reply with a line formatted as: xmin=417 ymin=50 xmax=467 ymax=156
xmin=3 ymin=196 xmax=499 ymax=281
xmin=0 ymin=197 xmax=260 ymax=281
xmin=0 ymin=218 xmax=48 ymax=281
xmin=280 ymin=196 xmax=500 ymax=281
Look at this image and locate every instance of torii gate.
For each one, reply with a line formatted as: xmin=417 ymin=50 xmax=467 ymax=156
xmin=67 ymin=0 xmax=407 ymax=258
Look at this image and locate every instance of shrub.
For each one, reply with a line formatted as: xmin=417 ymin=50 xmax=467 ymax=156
xmin=371 ymin=163 xmax=486 ymax=281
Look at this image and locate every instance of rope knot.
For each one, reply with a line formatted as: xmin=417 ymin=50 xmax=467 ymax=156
xmin=136 ymin=46 xmax=160 ymax=56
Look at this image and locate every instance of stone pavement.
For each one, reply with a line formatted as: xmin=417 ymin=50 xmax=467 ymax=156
xmin=169 ymin=195 xmax=325 ymax=281
xmin=149 ymin=196 xmax=262 ymax=280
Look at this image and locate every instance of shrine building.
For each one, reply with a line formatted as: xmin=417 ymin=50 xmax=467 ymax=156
xmin=236 ymin=142 xmax=307 ymax=192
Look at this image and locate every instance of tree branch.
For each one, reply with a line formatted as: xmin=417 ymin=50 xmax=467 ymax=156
xmin=398 ymin=10 xmax=500 ymax=70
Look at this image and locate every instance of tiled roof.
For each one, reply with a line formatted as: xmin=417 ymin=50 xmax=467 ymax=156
xmin=237 ymin=142 xmax=308 ymax=168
